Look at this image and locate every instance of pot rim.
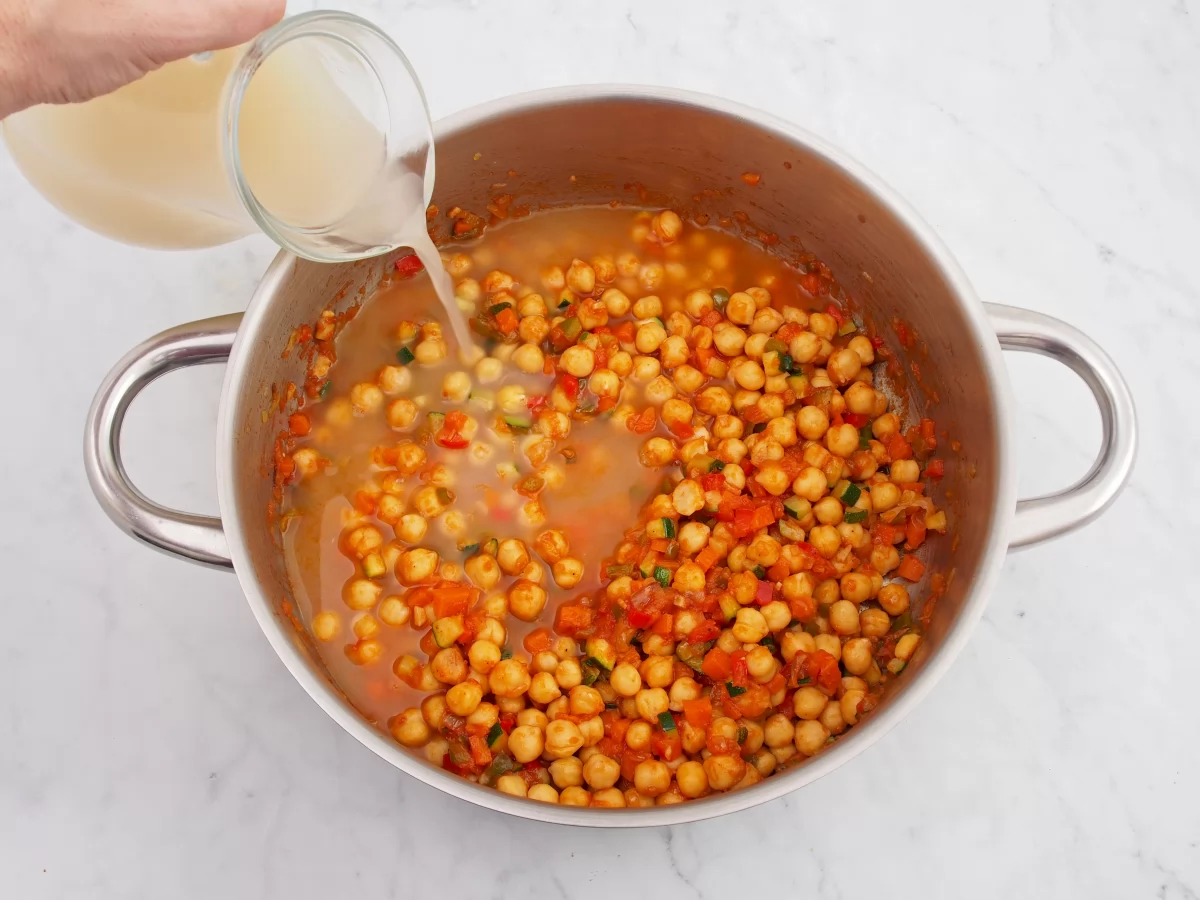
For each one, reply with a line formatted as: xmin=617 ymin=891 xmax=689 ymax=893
xmin=215 ymin=83 xmax=1017 ymax=827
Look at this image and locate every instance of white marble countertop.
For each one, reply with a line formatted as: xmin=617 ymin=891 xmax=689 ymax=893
xmin=1 ymin=0 xmax=1196 ymax=896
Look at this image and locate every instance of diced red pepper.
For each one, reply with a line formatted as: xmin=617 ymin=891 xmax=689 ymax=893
xmin=926 ymin=459 xmax=945 ymax=479
xmin=755 ymin=580 xmax=774 ymax=605
xmin=394 ymin=254 xmax=424 ymax=278
xmin=869 ymin=335 xmax=885 ymax=349
xmin=561 ymin=375 xmax=580 ymax=401
xmin=553 ymin=602 xmax=594 ymax=637
xmin=287 ymin=413 xmax=311 ymax=436
xmin=700 ymin=472 xmax=726 ymax=492
xmin=668 ymin=419 xmax=695 ymax=439
xmin=806 ymin=649 xmax=842 ymax=695
xmin=887 ymin=433 xmax=913 ymax=461
xmin=682 ymin=697 xmax=712 ymax=729
xmin=843 ymin=412 xmax=869 ymax=428
xmin=800 ymin=273 xmax=822 ymax=295
xmin=651 ymin=726 xmax=683 ymax=761
xmin=498 ymin=713 xmax=516 ymax=734
xmin=627 ymin=608 xmax=655 ymax=629
xmin=825 ymin=302 xmax=846 ymax=327
xmin=905 ymin=508 xmax=927 ymax=550
xmin=687 ymin=619 xmax=721 ymax=643
xmin=732 ymin=507 xmax=756 ymax=538
xmin=526 ymin=394 xmax=547 ymax=413
xmin=613 ymin=321 xmax=636 ymax=344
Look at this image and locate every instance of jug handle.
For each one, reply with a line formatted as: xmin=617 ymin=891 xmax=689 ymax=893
xmin=985 ymin=303 xmax=1137 ymax=549
xmin=84 ymin=314 xmax=243 ymax=569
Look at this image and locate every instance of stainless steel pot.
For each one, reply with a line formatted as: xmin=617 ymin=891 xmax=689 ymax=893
xmin=83 ymin=86 xmax=1136 ymax=826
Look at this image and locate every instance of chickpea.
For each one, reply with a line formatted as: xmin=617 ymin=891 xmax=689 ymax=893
xmin=601 ymin=287 xmax=632 ymax=317
xmin=551 ymin=558 xmax=584 ymax=590
xmin=760 ymin=600 xmax=791 ymax=632
xmin=396 ymin=514 xmax=428 ymax=544
xmin=872 ymin=413 xmax=900 ymax=439
xmin=495 ymin=774 xmax=528 ymax=798
xmin=827 ymin=348 xmax=862 ymax=386
xmin=829 ymin=599 xmax=861 ymax=635
xmin=842 ymin=637 xmax=874 ymax=675
xmin=504 ymin=724 xmax=545 ymax=765
xmin=544 ymin=719 xmax=585 ymax=759
xmin=527 ymin=671 xmax=562 ymax=705
xmin=732 ymin=607 xmax=770 ymax=643
xmin=746 ymin=646 xmax=779 ymax=683
xmin=808 ymin=524 xmax=842 ymax=558
xmin=344 ymin=578 xmax=382 ymax=611
xmin=825 ymin=423 xmax=859 ymax=458
xmin=781 ymin=630 xmax=815 ymax=662
xmin=814 ymin=634 xmax=842 ymax=661
xmin=554 ymin=658 xmax=583 ymax=690
xmin=389 ymin=708 xmax=431 ymax=747
xmin=349 ymin=382 xmax=384 ymax=416
xmin=797 ymin=405 xmax=830 ymax=441
xmin=431 ymin=647 xmax=468 ymax=685
xmin=840 ymin=572 xmax=873 ymax=604
xmin=398 ymin=549 xmax=442 ymax=587
xmin=675 ymin=522 xmax=711 ymax=557
xmin=878 ymin=583 xmax=910 ymax=616
xmin=644 ymin=375 xmax=677 ymax=406
xmin=464 ymin=553 xmax=501 ymax=590
xmin=890 ymin=459 xmax=921 ymax=484
xmin=559 ymin=344 xmax=596 ymax=377
xmin=549 ymin=756 xmax=584 ymax=789
xmin=754 ymin=464 xmax=791 ymax=497
xmin=871 ymin=482 xmax=901 ymax=512
xmin=668 ymin=677 xmax=702 ymax=711
xmin=820 ymin=698 xmax=847 ymax=735
xmin=446 ymin=680 xmax=484 ymax=717
xmin=860 ymin=607 xmax=891 ymax=638
xmin=841 ymin=689 xmax=866 ymax=725
xmin=731 ymin=358 xmax=766 ymax=391
xmin=378 ymin=365 xmax=413 ymax=396
xmin=311 ymin=611 xmax=340 ymax=641
xmin=592 ymin=787 xmax=627 ymax=808
xmin=844 ymin=382 xmax=876 ymax=416
xmin=653 ymin=209 xmax=683 ymax=242
xmin=608 ymin=663 xmax=642 ymax=698
xmin=630 ymin=356 xmax=661 ymax=384
xmin=725 ymin=291 xmax=756 ymax=325
xmin=507 ymin=580 xmax=548 ymax=622
xmin=640 ymin=655 xmax=675 ymax=688
xmin=632 ymin=759 xmax=671 ymax=798
xmin=512 ymin=342 xmax=546 ymax=374
xmin=497 ymin=539 xmax=531 ymax=576
xmin=671 ymin=479 xmax=704 ymax=516
xmin=625 ymin=720 xmax=653 ymax=751
xmin=704 ymin=754 xmax=747 ymax=792
xmin=764 ymin=713 xmax=796 ymax=749
xmin=635 ymin=687 xmax=670 ymax=721
xmin=588 ymin=368 xmax=621 ymax=399
xmin=489 ymin=658 xmax=531 ymax=699
xmin=582 ymin=754 xmax=622 ymax=790
xmin=414 ymin=338 xmax=448 ymax=365
xmin=635 ymin=321 xmax=667 ymax=354
xmin=675 ymin=760 xmax=709 ymax=798
xmin=793 ymin=685 xmax=828 ymax=720
xmin=794 ymin=719 xmax=830 ymax=756
xmin=525 ymin=784 xmax=559 ymax=804
xmin=751 ymin=306 xmax=785 ymax=335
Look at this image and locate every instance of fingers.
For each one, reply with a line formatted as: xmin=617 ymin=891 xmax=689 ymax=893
xmin=153 ymin=0 xmax=288 ymax=59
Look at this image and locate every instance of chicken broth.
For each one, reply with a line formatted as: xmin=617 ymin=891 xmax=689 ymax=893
xmin=279 ymin=206 xmax=948 ymax=806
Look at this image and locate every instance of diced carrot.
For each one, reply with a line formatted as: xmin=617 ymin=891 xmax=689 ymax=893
xmin=767 ymin=560 xmax=790 ymax=583
xmin=554 ymin=603 xmax=594 ymax=637
xmin=668 ymin=419 xmax=695 ymax=439
xmin=701 ymin=646 xmax=733 ymax=681
xmin=926 ymin=459 xmax=945 ymax=479
xmin=776 ymin=322 xmax=803 ymax=342
xmin=649 ymin=612 xmax=674 ymax=637
xmin=806 ymin=649 xmax=842 ymax=695
xmin=468 ymin=734 xmax=493 ymax=767
xmin=896 ymin=555 xmax=926 ymax=582
xmin=694 ymin=546 xmax=721 ymax=571
xmin=887 ymin=433 xmax=913 ymax=460
xmin=873 ymin=523 xmax=899 ymax=546
xmin=495 ymin=307 xmax=519 ymax=335
xmin=352 ymin=490 xmax=377 ymax=515
xmin=698 ymin=309 xmax=723 ymax=328
xmin=287 ymin=413 xmax=311 ymax=436
xmin=431 ymin=584 xmax=474 ymax=619
xmin=919 ymin=417 xmax=938 ymax=451
xmin=695 ymin=345 xmax=716 ymax=371
xmin=649 ymin=539 xmax=671 ymax=553
xmin=609 ymin=717 xmax=631 ymax=746
xmin=613 ymin=321 xmax=636 ymax=343
xmin=682 ymin=697 xmax=713 ymax=729
xmin=789 ymin=594 xmax=817 ymax=622
xmin=767 ymin=673 xmax=787 ymax=698
xmin=898 ymin=482 xmax=925 ymax=494
xmin=906 ymin=508 xmax=927 ymax=550
xmin=523 ymin=627 xmax=552 ymax=654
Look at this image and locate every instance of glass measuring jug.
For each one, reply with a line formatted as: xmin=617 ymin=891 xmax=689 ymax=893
xmin=3 ymin=10 xmax=435 ymax=263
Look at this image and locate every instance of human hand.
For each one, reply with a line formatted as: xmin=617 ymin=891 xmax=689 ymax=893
xmin=0 ymin=0 xmax=286 ymax=118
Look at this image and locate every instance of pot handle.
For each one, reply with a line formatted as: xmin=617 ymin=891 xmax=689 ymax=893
xmin=985 ymin=303 xmax=1137 ymax=549
xmin=84 ymin=314 xmax=244 ymax=569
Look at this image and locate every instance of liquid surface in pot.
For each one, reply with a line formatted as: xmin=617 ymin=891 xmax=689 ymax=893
xmin=278 ymin=206 xmax=949 ymax=807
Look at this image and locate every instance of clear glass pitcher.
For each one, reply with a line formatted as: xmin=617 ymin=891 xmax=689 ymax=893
xmin=2 ymin=10 xmax=435 ymax=263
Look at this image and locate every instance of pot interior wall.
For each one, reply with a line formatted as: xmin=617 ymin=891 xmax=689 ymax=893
xmin=228 ymin=92 xmax=1001 ymax=760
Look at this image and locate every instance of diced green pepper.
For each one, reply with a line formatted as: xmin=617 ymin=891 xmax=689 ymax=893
xmin=859 ymin=425 xmax=872 ymax=450
xmin=779 ymin=353 xmax=794 ymax=373
xmin=500 ymin=646 xmax=513 ymax=660
xmin=479 ymin=752 xmax=515 ymax=786
xmin=605 ymin=563 xmax=634 ymax=579
xmin=318 ymin=381 xmax=331 ymax=399
xmin=488 ymin=301 xmax=513 ymax=315
xmin=844 ymin=508 xmax=868 ymax=524
xmin=483 ymin=538 xmax=499 ymax=557
xmin=712 ymin=287 xmax=730 ymax=309
xmin=726 ymin=682 xmax=747 ymax=697
xmin=752 ymin=565 xmax=767 ymax=580
xmin=654 ymin=566 xmax=672 ymax=589
xmin=503 ymin=414 xmax=532 ymax=432
xmin=783 ymin=496 xmax=809 ymax=519
xmin=676 ymin=640 xmax=714 ymax=673
xmin=486 ymin=722 xmax=504 ymax=747
xmin=559 ymin=317 xmax=582 ymax=340
xmin=735 ymin=726 xmax=749 ymax=744
xmin=658 ymin=712 xmax=677 ymax=732
xmin=396 ymin=346 xmax=415 ymax=365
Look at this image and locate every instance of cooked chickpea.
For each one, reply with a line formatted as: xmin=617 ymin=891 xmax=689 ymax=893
xmin=754 ymin=464 xmax=791 ymax=497
xmin=464 ymin=553 xmax=501 ymax=590
xmin=871 ymin=482 xmax=901 ymax=513
xmin=640 ymin=654 xmax=675 ymax=688
xmin=625 ymin=720 xmax=653 ymax=751
xmin=554 ymin=658 xmax=583 ymax=690
xmin=497 ymin=539 xmax=530 ymax=575
xmin=445 ymin=680 xmax=484 ymax=717
xmin=559 ymin=344 xmax=596 ymax=377
xmin=825 ymin=423 xmax=859 ymax=458
xmin=730 ymin=358 xmax=766 ymax=391
xmin=635 ymin=687 xmax=670 ymax=721
xmin=724 ymin=291 xmax=756 ymax=325
xmin=840 ymin=572 xmax=873 ymax=604
xmin=704 ymin=754 xmax=747 ymax=792
xmin=431 ymin=646 xmax=468 ymax=685
xmin=644 ymin=375 xmax=677 ymax=406
xmin=794 ymin=719 xmax=830 ymax=756
xmin=732 ymin=607 xmax=770 ymax=643
xmin=311 ymin=611 xmax=340 ymax=641
xmin=577 ymin=753 xmax=619 ymax=791
xmin=630 ymin=759 xmax=670 ymax=797
xmin=840 ymin=689 xmax=866 ymax=726
xmin=808 ymin=524 xmax=841 ymax=558
xmin=344 ymin=578 xmax=382 ymax=611
xmin=549 ymin=756 xmax=584 ymax=789
xmin=793 ymin=685 xmax=828 ymax=720
xmin=664 ymin=479 xmax=700 ymax=517
xmin=550 ymin=557 xmax=583 ymax=589
xmin=635 ymin=321 xmax=667 ymax=354
xmin=841 ymin=637 xmax=874 ymax=675
xmin=507 ymin=580 xmax=548 ymax=622
xmin=512 ymin=342 xmax=546 ymax=374
xmin=653 ymin=209 xmax=683 ymax=242
xmin=675 ymin=760 xmax=709 ymax=798
xmin=829 ymin=599 xmax=861 ymax=635
xmin=504 ymin=724 xmax=544 ymax=764
xmin=878 ymin=583 xmax=910 ymax=615
xmin=488 ymin=658 xmax=531 ymax=699
xmin=389 ymin=709 xmax=431 ymax=747
xmin=610 ymin=663 xmax=643 ymax=697
xmin=746 ymin=645 xmax=779 ymax=683
xmin=544 ymin=719 xmax=585 ymax=759
xmin=797 ymin=406 xmax=830 ymax=441
xmin=630 ymin=356 xmax=661 ymax=384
